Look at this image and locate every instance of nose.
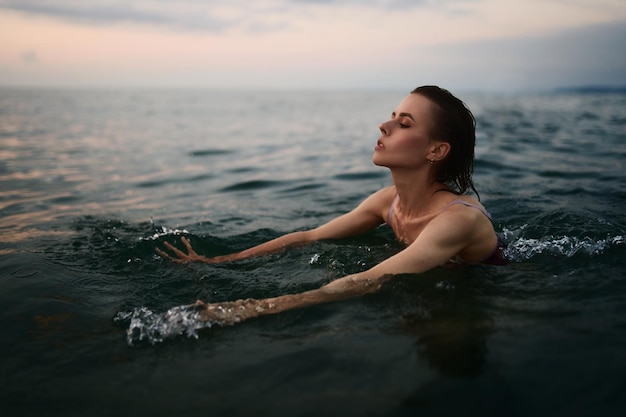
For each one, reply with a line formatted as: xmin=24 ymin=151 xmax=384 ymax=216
xmin=379 ymin=120 xmax=390 ymax=136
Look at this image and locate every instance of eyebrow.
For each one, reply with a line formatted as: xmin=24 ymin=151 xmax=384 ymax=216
xmin=392 ymin=111 xmax=415 ymax=121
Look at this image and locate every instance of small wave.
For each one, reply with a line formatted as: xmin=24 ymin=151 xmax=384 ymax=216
xmin=279 ymin=182 xmax=326 ymax=194
xmin=609 ymin=116 xmax=626 ymax=125
xmin=136 ymin=173 xmax=214 ymax=188
xmin=575 ymin=111 xmax=600 ymax=121
xmin=114 ymin=304 xmax=213 ymax=346
xmin=188 ymin=149 xmax=234 ymax=157
xmin=503 ymin=231 xmax=624 ymax=260
xmin=219 ymin=179 xmax=285 ymax=192
xmin=139 ymin=225 xmax=189 ymax=241
xmin=333 ymin=171 xmax=387 ymax=181
xmin=226 ymin=167 xmax=258 ymax=174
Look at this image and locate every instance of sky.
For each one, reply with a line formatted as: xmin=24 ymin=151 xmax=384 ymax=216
xmin=0 ymin=0 xmax=625 ymax=92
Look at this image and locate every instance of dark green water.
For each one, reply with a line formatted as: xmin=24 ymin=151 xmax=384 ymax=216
xmin=1 ymin=89 xmax=625 ymax=416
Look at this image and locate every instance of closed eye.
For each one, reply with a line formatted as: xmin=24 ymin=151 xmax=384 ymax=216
xmin=391 ymin=111 xmax=415 ymax=128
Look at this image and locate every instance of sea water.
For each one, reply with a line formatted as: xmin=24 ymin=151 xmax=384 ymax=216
xmin=1 ymin=88 xmax=625 ymax=416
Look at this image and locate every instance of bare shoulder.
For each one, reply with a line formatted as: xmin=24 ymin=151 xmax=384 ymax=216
xmin=428 ymin=197 xmax=498 ymax=261
xmin=430 ymin=198 xmax=493 ymax=241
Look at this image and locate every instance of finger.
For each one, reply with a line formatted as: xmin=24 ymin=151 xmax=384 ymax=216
xmin=181 ymin=237 xmax=198 ymax=256
xmin=155 ymin=247 xmax=185 ymax=264
xmin=163 ymin=241 xmax=189 ymax=258
xmin=155 ymin=247 xmax=169 ymax=259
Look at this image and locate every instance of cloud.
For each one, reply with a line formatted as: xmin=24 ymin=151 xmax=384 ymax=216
xmin=0 ymin=0 xmax=465 ymax=32
xmin=410 ymin=20 xmax=626 ymax=91
xmin=0 ymin=0 xmax=237 ymax=32
xmin=1 ymin=1 xmax=623 ymax=90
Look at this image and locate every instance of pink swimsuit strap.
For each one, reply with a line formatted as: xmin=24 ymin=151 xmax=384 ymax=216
xmin=439 ymin=199 xmax=492 ymax=220
xmin=386 ymin=194 xmax=399 ymax=225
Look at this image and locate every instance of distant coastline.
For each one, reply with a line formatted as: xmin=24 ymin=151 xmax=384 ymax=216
xmin=554 ymin=85 xmax=626 ymax=93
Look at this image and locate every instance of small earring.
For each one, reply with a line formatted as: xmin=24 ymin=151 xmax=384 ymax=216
xmin=428 ymin=159 xmax=434 ymax=164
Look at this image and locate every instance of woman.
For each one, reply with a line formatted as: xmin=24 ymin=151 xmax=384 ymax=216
xmin=157 ymin=86 xmax=507 ymax=325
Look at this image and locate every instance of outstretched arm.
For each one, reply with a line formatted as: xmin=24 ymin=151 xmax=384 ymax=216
xmin=194 ymin=206 xmax=483 ymax=325
xmin=156 ymin=232 xmax=315 ymax=264
xmin=156 ymin=188 xmax=393 ymax=264
xmin=195 ymin=272 xmax=395 ymax=325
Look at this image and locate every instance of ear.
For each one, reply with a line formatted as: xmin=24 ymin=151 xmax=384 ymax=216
xmin=428 ymin=141 xmax=451 ymax=162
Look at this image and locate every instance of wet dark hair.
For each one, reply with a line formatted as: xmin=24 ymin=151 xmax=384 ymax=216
xmin=411 ymin=85 xmax=479 ymax=198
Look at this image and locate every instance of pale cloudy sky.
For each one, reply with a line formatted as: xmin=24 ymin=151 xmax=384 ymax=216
xmin=0 ymin=0 xmax=624 ymax=91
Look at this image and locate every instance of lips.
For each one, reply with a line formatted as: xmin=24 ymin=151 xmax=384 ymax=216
xmin=375 ymin=140 xmax=385 ymax=151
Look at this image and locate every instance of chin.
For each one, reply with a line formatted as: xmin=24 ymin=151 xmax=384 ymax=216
xmin=372 ymin=155 xmax=388 ymax=168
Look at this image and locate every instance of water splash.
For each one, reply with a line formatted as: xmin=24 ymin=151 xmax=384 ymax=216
xmin=503 ymin=230 xmax=624 ymax=260
xmin=139 ymin=225 xmax=190 ymax=242
xmin=436 ymin=280 xmax=456 ymax=290
xmin=114 ymin=304 xmax=213 ymax=346
xmin=309 ymin=253 xmax=321 ymax=265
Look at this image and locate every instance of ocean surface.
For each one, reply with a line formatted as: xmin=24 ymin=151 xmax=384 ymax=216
xmin=1 ymin=87 xmax=625 ymax=417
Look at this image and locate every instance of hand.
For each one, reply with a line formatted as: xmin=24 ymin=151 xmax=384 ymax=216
xmin=156 ymin=236 xmax=210 ymax=263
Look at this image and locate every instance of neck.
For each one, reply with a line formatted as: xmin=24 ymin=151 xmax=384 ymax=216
xmin=390 ymin=168 xmax=448 ymax=216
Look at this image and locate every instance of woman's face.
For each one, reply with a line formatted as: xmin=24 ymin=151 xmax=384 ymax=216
xmin=373 ymin=93 xmax=437 ymax=170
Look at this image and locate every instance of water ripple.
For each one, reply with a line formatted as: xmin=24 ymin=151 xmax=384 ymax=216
xmin=136 ymin=173 xmax=215 ymax=188
xmin=279 ymin=182 xmax=327 ymax=194
xmin=219 ymin=179 xmax=287 ymax=192
xmin=333 ymin=171 xmax=387 ymax=181
xmin=188 ymin=149 xmax=235 ymax=157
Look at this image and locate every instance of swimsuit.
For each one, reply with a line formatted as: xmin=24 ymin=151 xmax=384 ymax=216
xmin=386 ymin=196 xmax=509 ymax=265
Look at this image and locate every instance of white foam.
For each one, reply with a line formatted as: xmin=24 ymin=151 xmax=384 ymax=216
xmin=139 ymin=225 xmax=190 ymax=242
xmin=503 ymin=229 xmax=624 ymax=260
xmin=114 ymin=304 xmax=213 ymax=346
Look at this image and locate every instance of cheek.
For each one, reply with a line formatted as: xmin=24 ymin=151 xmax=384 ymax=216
xmin=396 ymin=132 xmax=428 ymax=152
